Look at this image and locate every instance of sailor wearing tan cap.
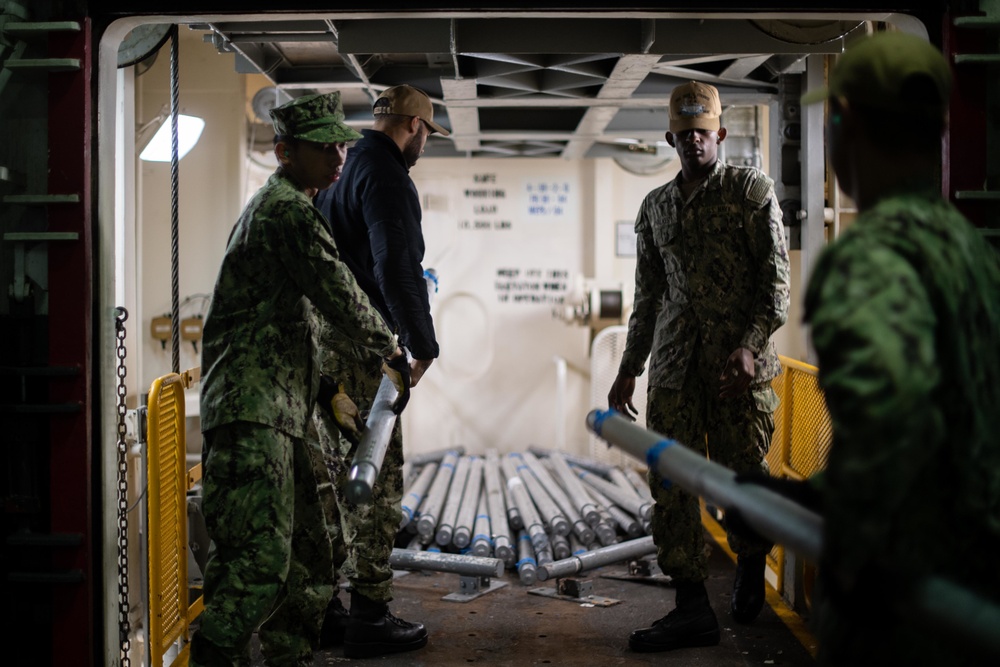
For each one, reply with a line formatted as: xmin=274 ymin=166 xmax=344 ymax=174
xmin=607 ymin=80 xmax=790 ymax=652
xmin=311 ymin=84 xmax=448 ymax=658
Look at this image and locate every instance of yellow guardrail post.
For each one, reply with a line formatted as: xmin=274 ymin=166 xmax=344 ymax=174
xmin=147 ymin=368 xmax=202 ymax=667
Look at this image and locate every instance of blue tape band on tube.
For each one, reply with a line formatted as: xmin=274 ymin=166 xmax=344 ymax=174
xmin=440 ymin=462 xmax=454 ymax=470
xmin=516 ymin=464 xmax=529 ymax=473
xmin=592 ymin=409 xmax=614 ymax=436
xmin=476 ymin=514 xmax=490 ymax=521
xmin=516 ymin=558 xmax=537 ymax=568
xmin=473 ymin=534 xmax=491 ymax=542
xmin=401 ymin=506 xmax=413 ymax=519
xmin=647 ymin=439 xmax=677 ymax=489
xmin=519 ymin=534 xmax=530 ymax=542
xmin=646 ymin=439 xmax=675 ymax=467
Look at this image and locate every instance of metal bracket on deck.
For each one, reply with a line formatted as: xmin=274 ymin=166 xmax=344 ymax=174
xmin=442 ymin=574 xmax=508 ymax=603
xmin=527 ymin=577 xmax=620 ymax=606
xmin=599 ymin=556 xmax=673 ymax=586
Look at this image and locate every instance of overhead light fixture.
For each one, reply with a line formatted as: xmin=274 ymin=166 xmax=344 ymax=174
xmin=137 ymin=105 xmax=205 ymax=162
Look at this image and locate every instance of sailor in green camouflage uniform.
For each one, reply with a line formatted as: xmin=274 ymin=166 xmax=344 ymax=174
xmin=608 ymin=81 xmax=790 ymax=652
xmin=798 ymin=33 xmax=1000 ymax=666
xmin=308 ymin=327 xmax=417 ymax=657
xmin=191 ymin=92 xmax=407 ymax=667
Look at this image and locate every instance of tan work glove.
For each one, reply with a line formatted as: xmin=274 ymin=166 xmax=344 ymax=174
xmin=318 ymin=375 xmax=365 ymax=444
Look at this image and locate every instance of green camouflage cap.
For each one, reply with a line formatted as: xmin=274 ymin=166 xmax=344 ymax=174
xmin=269 ymin=91 xmax=363 ymax=143
xmin=801 ymin=32 xmax=950 ymax=118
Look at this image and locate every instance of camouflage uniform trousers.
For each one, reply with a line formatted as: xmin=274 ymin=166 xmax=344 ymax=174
xmin=191 ymin=422 xmax=334 ymax=667
xmin=311 ymin=343 xmax=404 ymax=604
xmin=645 ymin=362 xmax=778 ymax=585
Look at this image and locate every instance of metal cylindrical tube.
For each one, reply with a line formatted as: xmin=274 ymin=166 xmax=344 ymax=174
xmin=624 ymin=466 xmax=654 ymax=504
xmin=550 ymin=532 xmax=571 ymax=560
xmin=484 ymin=449 xmax=514 ymax=565
xmin=408 ymin=445 xmax=467 ymax=467
xmin=537 ymin=457 xmax=597 ymax=544
xmin=587 ymin=410 xmax=823 ymax=560
xmin=453 ymin=456 xmax=484 ymax=549
xmin=400 ymin=462 xmax=437 ymax=529
xmin=594 ymin=520 xmax=618 ymax=546
xmin=548 ymin=452 xmax=601 ymax=527
xmin=536 ymin=544 xmax=554 ymax=568
xmin=520 ymin=451 xmax=586 ymax=538
xmin=501 ymin=455 xmax=550 ymax=555
xmin=502 ymin=481 xmax=523 ymax=531
xmin=390 ymin=548 xmax=504 ymax=578
xmin=516 ymin=529 xmax=537 ymax=585
xmin=586 ymin=482 xmax=643 ymax=538
xmin=346 ymin=376 xmax=399 ymax=504
xmin=609 ymin=467 xmax=644 ymax=503
xmin=511 ymin=453 xmax=570 ymax=536
xmin=416 ymin=450 xmax=460 ymax=539
xmin=471 ymin=488 xmax=492 ymax=558
xmin=575 ymin=465 xmax=652 ymax=522
xmin=538 ymin=535 xmax=656 ymax=582
xmin=528 ymin=446 xmax=617 ymax=476
xmin=435 ymin=455 xmax=472 ymax=546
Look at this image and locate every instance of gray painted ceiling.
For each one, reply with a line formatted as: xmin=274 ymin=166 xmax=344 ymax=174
xmin=195 ymin=15 xmax=869 ymax=160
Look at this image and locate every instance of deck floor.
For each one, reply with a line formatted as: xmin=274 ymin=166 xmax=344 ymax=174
xmin=251 ymin=520 xmax=818 ymax=666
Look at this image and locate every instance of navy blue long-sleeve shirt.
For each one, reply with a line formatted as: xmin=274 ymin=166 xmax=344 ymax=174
xmin=315 ymin=129 xmax=439 ymax=360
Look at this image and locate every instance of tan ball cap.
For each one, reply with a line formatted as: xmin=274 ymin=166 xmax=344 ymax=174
xmin=668 ymin=81 xmax=722 ymax=133
xmin=373 ymin=84 xmax=450 ymax=136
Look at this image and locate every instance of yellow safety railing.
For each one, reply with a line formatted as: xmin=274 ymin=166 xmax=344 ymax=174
xmin=147 ymin=368 xmax=203 ymax=667
xmin=763 ymin=355 xmax=832 ymax=602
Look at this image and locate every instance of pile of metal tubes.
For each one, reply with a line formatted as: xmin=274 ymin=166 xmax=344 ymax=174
xmin=398 ymin=446 xmax=657 ymax=585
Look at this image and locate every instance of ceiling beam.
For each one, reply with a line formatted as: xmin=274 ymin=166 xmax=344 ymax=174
xmin=719 ymin=54 xmax=773 ymax=80
xmin=441 ymin=78 xmax=480 ymax=151
xmin=561 ymin=53 xmax=662 ymax=160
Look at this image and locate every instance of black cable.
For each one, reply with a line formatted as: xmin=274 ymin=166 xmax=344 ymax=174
xmin=170 ymin=25 xmax=180 ymax=374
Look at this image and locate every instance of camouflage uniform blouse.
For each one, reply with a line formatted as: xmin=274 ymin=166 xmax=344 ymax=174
xmin=804 ymin=191 xmax=1000 ymax=652
xmin=200 ymin=171 xmax=397 ymax=438
xmin=619 ymin=160 xmax=790 ymax=388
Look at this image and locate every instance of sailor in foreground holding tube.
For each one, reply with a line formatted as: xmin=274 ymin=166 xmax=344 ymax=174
xmin=191 ymin=92 xmax=408 ymax=667
xmin=607 ymin=80 xmax=790 ymax=652
xmin=730 ymin=32 xmax=1000 ymax=667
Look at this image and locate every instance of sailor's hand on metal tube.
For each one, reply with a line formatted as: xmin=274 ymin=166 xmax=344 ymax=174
xmin=382 ymin=347 xmax=411 ymax=414
xmin=608 ymin=372 xmax=639 ymax=421
xmin=409 ymin=357 xmax=433 ymax=387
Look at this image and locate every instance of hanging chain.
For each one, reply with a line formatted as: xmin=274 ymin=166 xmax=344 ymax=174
xmin=115 ymin=307 xmax=132 ymax=667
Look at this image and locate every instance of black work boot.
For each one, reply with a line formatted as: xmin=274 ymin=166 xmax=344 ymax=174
xmin=318 ymin=594 xmax=350 ymax=648
xmin=731 ymin=553 xmax=767 ymax=624
xmin=343 ymin=590 xmax=428 ymax=659
xmin=629 ymin=580 xmax=720 ymax=652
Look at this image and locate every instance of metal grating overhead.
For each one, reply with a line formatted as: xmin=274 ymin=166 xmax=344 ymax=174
xmin=192 ymin=15 xmax=868 ymax=159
